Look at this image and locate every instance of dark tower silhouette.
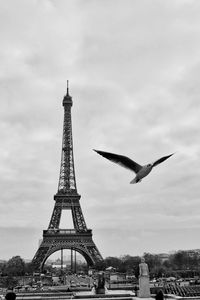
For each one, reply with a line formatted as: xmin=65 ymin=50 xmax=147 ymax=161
xmin=32 ymin=82 xmax=103 ymax=271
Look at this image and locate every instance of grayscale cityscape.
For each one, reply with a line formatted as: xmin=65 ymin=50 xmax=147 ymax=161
xmin=0 ymin=1 xmax=200 ymax=300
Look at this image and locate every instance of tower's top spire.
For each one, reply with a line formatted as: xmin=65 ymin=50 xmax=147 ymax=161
xmin=67 ymin=80 xmax=69 ymax=96
xmin=58 ymin=82 xmax=77 ymax=194
xmin=63 ymin=80 xmax=72 ymax=106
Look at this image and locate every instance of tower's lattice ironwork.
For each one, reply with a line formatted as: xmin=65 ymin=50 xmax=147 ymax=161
xmin=32 ymin=82 xmax=103 ymax=271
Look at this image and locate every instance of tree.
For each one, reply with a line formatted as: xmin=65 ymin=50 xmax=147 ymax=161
xmin=2 ymin=276 xmax=18 ymax=289
xmin=143 ymin=253 xmax=162 ymax=270
xmin=104 ymin=256 xmax=122 ymax=271
xmin=120 ymin=255 xmax=140 ymax=275
xmin=24 ymin=262 xmax=35 ymax=275
xmin=94 ymin=260 xmax=106 ymax=271
xmin=0 ymin=261 xmax=6 ymax=276
xmin=171 ymin=251 xmax=188 ymax=270
xmin=4 ymin=256 xmax=25 ymax=276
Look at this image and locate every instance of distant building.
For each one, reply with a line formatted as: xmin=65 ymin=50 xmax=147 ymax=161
xmin=52 ymin=263 xmax=67 ymax=269
xmin=157 ymin=253 xmax=170 ymax=262
xmin=106 ymin=266 xmax=116 ymax=272
xmin=177 ymin=249 xmax=200 ymax=258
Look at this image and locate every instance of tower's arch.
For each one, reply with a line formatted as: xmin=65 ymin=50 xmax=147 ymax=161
xmin=41 ymin=245 xmax=95 ymax=271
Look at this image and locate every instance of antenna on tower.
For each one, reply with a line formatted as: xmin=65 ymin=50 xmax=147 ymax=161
xmin=63 ymin=80 xmax=72 ymax=106
xmin=67 ymin=80 xmax=69 ymax=96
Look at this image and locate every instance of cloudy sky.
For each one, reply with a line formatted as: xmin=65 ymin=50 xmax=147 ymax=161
xmin=0 ymin=0 xmax=200 ymax=262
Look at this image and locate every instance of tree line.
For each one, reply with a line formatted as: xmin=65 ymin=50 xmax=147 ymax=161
xmin=1 ymin=250 xmax=200 ymax=281
xmin=95 ymin=251 xmax=200 ymax=278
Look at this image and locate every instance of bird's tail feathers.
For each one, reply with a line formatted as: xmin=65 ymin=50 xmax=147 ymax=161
xmin=130 ymin=177 xmax=142 ymax=184
xmin=130 ymin=177 xmax=137 ymax=184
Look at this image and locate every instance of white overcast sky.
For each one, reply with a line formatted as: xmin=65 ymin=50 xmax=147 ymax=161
xmin=0 ymin=0 xmax=200 ymax=261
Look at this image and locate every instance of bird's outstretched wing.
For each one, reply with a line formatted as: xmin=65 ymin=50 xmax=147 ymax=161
xmin=94 ymin=150 xmax=142 ymax=173
xmin=152 ymin=153 xmax=174 ymax=168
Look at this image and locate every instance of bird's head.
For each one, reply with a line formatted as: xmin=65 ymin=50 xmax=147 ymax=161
xmin=147 ymin=163 xmax=153 ymax=168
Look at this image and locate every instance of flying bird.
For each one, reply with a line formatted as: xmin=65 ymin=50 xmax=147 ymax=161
xmin=93 ymin=150 xmax=174 ymax=184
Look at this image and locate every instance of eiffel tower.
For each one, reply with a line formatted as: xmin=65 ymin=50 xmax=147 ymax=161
xmin=32 ymin=82 xmax=103 ymax=271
